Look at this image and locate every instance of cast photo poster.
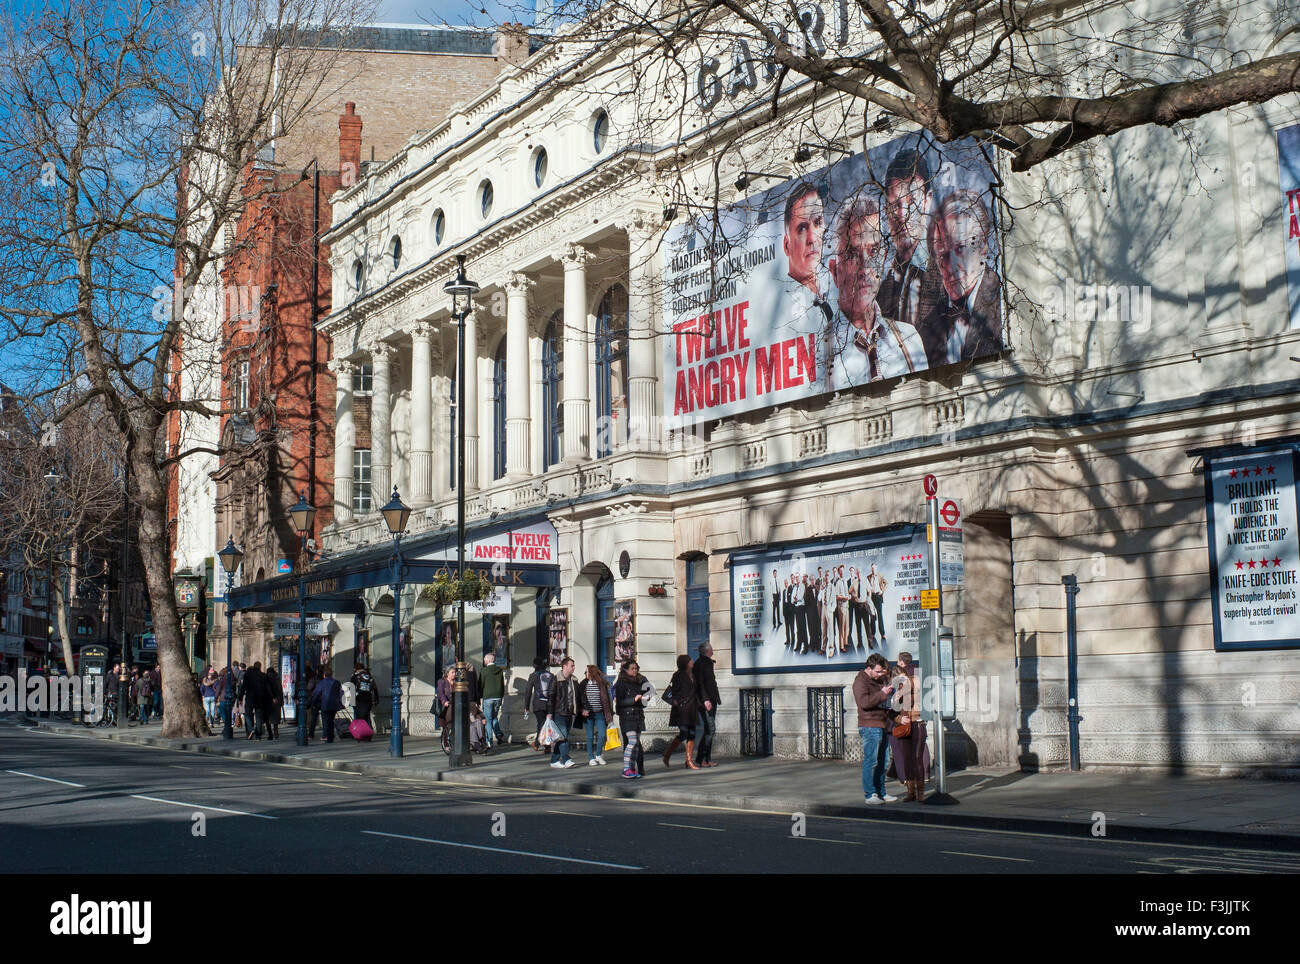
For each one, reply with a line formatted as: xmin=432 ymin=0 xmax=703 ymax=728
xmin=730 ymin=527 xmax=932 ymax=673
xmin=355 ymin=630 xmax=369 ymax=668
xmin=437 ymin=620 xmax=458 ymax=675
xmin=661 ymin=132 xmax=1003 ymax=428
xmin=614 ymin=599 xmax=636 ymax=663
xmin=547 ymin=608 xmax=569 ymax=666
xmin=398 ymin=625 xmax=412 ymax=675
xmin=486 ymin=614 xmax=510 ymax=666
xmin=1206 ymin=447 xmax=1300 ymax=650
xmin=1279 ymin=123 xmax=1300 ymax=329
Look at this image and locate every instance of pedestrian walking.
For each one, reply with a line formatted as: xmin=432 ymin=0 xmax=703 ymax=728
xmin=614 ymin=659 xmax=648 ymax=778
xmin=149 ymin=665 xmax=162 ymax=719
xmin=523 ymin=657 xmax=554 ymax=750
xmin=853 ymin=653 xmax=899 ymax=805
xmin=312 ymin=666 xmax=344 ymax=743
xmin=543 ymin=657 xmax=579 ymax=769
xmin=662 ymin=654 xmax=701 ymax=770
xmin=200 ymin=668 xmax=219 ymax=725
xmin=888 ymin=651 xmax=930 ymax=802
xmin=133 ymin=669 xmax=152 ymax=724
xmin=434 ymin=667 xmax=455 ymax=730
xmin=479 ymin=652 xmax=506 ymax=750
xmin=303 ymin=664 xmax=320 ymax=739
xmin=578 ymin=664 xmax=612 ymax=766
xmin=236 ymin=661 xmax=270 ymax=740
xmin=266 ymin=668 xmax=283 ymax=739
xmin=693 ymin=643 xmax=721 ymax=767
xmin=351 ymin=662 xmax=376 ymax=727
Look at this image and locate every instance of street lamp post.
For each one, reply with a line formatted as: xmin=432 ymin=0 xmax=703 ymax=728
xmin=43 ymin=467 xmax=60 ymax=715
xmin=217 ymin=536 xmax=244 ymax=740
xmin=380 ymin=486 xmax=411 ymax=757
xmin=117 ymin=459 xmax=130 ymax=730
xmin=443 ymin=255 xmax=479 ymax=768
xmin=290 ymin=490 xmax=316 ymax=746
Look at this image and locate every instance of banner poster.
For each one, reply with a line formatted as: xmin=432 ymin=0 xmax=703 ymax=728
xmin=435 ymin=620 xmax=457 ymax=678
xmin=484 ymin=614 xmax=510 ymax=666
xmin=613 ymin=599 xmax=636 ymax=664
xmin=1206 ymin=447 xmax=1300 ymax=650
xmin=280 ymin=653 xmax=297 ymax=721
xmin=730 ymin=526 xmax=932 ymax=674
xmin=662 ymin=132 xmax=1002 ymax=428
xmin=547 ymin=608 xmax=569 ymax=667
xmin=1279 ymin=123 xmax=1300 ymax=328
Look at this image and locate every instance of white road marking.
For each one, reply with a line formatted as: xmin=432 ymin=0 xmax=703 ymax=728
xmin=941 ymin=850 xmax=1032 ymax=863
xmin=129 ymin=794 xmax=277 ymax=819
xmin=4 ymin=770 xmax=86 ymax=788
xmin=795 ymin=836 xmax=864 ymax=846
xmin=658 ymin=822 xmax=724 ymax=832
xmin=360 ymin=829 xmax=642 ymax=869
xmin=546 ymin=809 xmax=600 ymax=818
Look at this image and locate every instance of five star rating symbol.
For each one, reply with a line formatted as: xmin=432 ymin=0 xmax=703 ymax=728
xmin=1227 ymin=465 xmax=1274 ymax=478
xmin=1241 ymin=557 xmax=1285 ymax=569
xmin=901 ymin=553 xmax=924 ymax=562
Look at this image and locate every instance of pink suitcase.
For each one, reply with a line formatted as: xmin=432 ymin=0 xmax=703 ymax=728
xmin=349 ymin=719 xmax=373 ymax=741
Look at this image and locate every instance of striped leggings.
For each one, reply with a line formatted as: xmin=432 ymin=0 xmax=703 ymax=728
xmin=622 ymin=729 xmax=644 ymax=772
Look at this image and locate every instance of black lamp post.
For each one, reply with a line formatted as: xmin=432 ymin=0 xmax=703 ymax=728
xmin=217 ymin=536 xmax=244 ymax=740
xmin=42 ymin=468 xmax=59 ymax=682
xmin=443 ymin=254 xmax=479 ymax=768
xmin=290 ymin=489 xmax=316 ymax=745
xmin=380 ymin=485 xmax=411 ymax=757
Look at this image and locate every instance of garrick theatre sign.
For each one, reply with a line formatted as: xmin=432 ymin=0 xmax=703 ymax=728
xmin=230 ymin=520 xmax=561 ymax=618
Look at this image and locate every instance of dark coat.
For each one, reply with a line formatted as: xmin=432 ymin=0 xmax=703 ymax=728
xmin=236 ymin=667 xmax=269 ymax=708
xmin=312 ymin=677 xmax=344 ymax=715
xmin=852 ymin=671 xmax=894 ymax=729
xmin=915 ymin=270 xmax=1003 ymax=370
xmin=694 ymin=655 xmax=721 ymax=709
xmin=667 ymin=669 xmax=699 ymax=727
xmin=525 ymin=669 xmax=555 ymax=713
xmin=613 ymin=676 xmax=646 ymax=731
xmin=545 ymin=672 xmax=580 ymax=718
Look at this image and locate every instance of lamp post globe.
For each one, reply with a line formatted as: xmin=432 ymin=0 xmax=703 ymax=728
xmin=445 ymin=254 xmax=477 ymax=768
xmin=217 ymin=536 xmax=243 ymax=740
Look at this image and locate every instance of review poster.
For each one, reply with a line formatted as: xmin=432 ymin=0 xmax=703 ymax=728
xmin=729 ymin=525 xmax=932 ymax=674
xmin=1279 ymin=123 xmax=1300 ymax=329
xmin=1206 ymin=447 xmax=1300 ymax=650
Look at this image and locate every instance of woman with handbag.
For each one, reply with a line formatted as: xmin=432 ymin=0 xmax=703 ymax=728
xmin=887 ymin=651 xmax=930 ymax=802
xmin=614 ymin=659 xmax=648 ymax=778
xmin=579 ymin=664 xmax=613 ymax=766
xmin=435 ymin=667 xmax=455 ymax=729
xmin=662 ymin=654 xmax=701 ymax=770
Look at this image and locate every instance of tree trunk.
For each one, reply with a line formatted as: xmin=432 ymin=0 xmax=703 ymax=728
xmin=130 ymin=435 xmax=208 ymax=737
xmin=53 ymin=572 xmax=75 ymax=678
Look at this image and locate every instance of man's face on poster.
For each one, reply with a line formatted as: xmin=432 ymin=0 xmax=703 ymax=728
xmin=829 ymin=210 xmax=885 ymax=330
xmin=934 ymin=207 xmax=988 ymax=302
xmin=885 ymin=175 xmax=930 ymax=264
xmin=783 ymin=189 xmax=825 ymax=293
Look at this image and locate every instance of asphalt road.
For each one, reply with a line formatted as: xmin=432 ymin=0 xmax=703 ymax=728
xmin=2 ymin=724 xmax=1297 ymax=874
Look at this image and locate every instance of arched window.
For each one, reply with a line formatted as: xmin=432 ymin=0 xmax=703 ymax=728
xmin=595 ymin=285 xmax=628 ymax=458
xmin=492 ymin=336 xmax=507 ymax=480
xmin=542 ymin=313 xmax=563 ymax=470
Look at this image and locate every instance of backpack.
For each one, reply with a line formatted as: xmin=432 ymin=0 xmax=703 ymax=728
xmin=533 ymin=671 xmax=554 ymax=710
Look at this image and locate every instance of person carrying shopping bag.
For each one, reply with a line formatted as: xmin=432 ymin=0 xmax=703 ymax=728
xmin=543 ymin=657 xmax=579 ymax=769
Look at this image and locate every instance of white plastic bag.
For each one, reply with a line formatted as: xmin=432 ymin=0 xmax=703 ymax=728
xmin=539 ymin=717 xmax=564 ymax=747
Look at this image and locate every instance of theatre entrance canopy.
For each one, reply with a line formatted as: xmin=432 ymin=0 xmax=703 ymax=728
xmin=227 ymin=519 xmax=561 ymax=616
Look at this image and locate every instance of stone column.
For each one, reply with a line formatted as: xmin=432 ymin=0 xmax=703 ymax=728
xmin=557 ymin=243 xmax=595 ymax=461
xmin=505 ymin=272 xmax=534 ymax=478
xmin=409 ymin=323 xmax=434 ymax=506
xmin=370 ymin=342 xmax=394 ymax=506
xmin=624 ymin=216 xmax=659 ymax=451
xmin=459 ymin=310 xmax=480 ymax=493
xmin=329 ymin=358 xmax=355 ymax=523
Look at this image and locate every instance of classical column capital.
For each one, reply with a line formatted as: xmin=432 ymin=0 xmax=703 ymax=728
xmin=327 ymin=357 xmax=356 ymax=378
xmin=409 ymin=321 xmax=435 ymax=343
xmin=504 ymin=272 xmax=535 ymax=296
xmin=555 ymin=243 xmax=597 ymax=271
xmin=617 ymin=210 xmax=660 ymax=250
xmin=367 ymin=341 xmax=396 ymax=363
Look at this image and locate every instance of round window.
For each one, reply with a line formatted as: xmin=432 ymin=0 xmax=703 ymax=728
xmin=533 ymin=147 xmax=548 ymax=188
xmin=592 ymin=110 xmax=609 ymax=154
xmin=431 ymin=208 xmax=445 ymax=247
xmin=351 ymin=258 xmax=364 ymax=292
xmin=479 ymin=180 xmax=494 ymax=219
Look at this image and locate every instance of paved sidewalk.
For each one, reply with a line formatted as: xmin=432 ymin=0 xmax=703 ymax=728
xmin=21 ymin=716 xmax=1300 ymax=851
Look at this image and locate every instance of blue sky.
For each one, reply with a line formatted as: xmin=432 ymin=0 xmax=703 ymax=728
xmin=374 ymin=0 xmax=536 ymax=27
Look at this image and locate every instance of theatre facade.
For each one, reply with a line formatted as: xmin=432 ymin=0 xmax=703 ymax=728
xmin=237 ymin=6 xmax=1300 ymax=771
